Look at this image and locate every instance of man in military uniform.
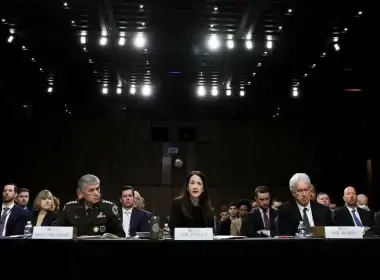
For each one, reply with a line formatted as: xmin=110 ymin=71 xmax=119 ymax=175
xmin=54 ymin=174 xmax=125 ymax=237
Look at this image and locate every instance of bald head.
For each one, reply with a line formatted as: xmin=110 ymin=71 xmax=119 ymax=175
xmin=343 ymin=186 xmax=357 ymax=207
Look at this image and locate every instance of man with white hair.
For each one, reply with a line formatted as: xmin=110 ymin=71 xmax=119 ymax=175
xmin=54 ymin=174 xmax=125 ymax=237
xmin=276 ymin=173 xmax=333 ymax=235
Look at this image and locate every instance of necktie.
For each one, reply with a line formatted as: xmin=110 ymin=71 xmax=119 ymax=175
xmin=0 ymin=207 xmax=10 ymax=236
xmin=262 ymin=208 xmax=270 ymax=229
xmin=302 ymin=208 xmax=311 ymax=232
xmin=351 ymin=209 xmax=362 ymax=227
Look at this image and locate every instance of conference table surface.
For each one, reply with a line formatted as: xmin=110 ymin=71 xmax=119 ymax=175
xmin=2 ymin=237 xmax=378 ymax=274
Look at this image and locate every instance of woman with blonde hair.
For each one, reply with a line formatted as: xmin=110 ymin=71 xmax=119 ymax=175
xmin=31 ymin=189 xmax=57 ymax=226
xmin=53 ymin=197 xmax=60 ymax=212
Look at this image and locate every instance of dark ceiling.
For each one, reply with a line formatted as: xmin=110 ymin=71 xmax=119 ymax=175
xmin=0 ymin=0 xmax=369 ymax=120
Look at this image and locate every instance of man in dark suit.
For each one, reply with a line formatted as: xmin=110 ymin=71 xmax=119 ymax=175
xmin=241 ymin=186 xmax=277 ymax=237
xmin=333 ymin=186 xmax=375 ymax=227
xmin=1 ymin=184 xmax=28 ymax=236
xmin=277 ymin=173 xmax=333 ymax=236
xmin=15 ymin=188 xmax=32 ymax=212
xmin=119 ymin=186 xmax=150 ymax=237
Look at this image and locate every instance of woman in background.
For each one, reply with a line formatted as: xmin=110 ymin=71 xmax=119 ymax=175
xmin=31 ymin=189 xmax=57 ymax=226
xmin=169 ymin=170 xmax=214 ymax=232
xmin=53 ymin=196 xmax=60 ymax=212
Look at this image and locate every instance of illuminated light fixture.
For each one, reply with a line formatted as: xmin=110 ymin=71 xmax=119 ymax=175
xmin=207 ymin=34 xmax=220 ymax=51
xmin=226 ymin=40 xmax=234 ymax=49
xmin=80 ymin=31 xmax=87 ymax=44
xmin=333 ymin=43 xmax=340 ymax=51
xmin=7 ymin=35 xmax=14 ymax=43
xmin=226 ymin=89 xmax=232 ymax=96
xmin=211 ymin=86 xmax=218 ymax=96
xmin=102 ymin=85 xmax=108 ymax=95
xmin=133 ymin=33 xmax=146 ymax=48
xmin=239 ymin=90 xmax=245 ymax=97
xmin=292 ymin=86 xmax=299 ymax=97
xmin=130 ymin=85 xmax=136 ymax=95
xmin=47 ymin=87 xmax=53 ymax=93
xmin=245 ymin=40 xmax=253 ymax=50
xmin=116 ymin=86 xmax=122 ymax=94
xmin=197 ymin=85 xmax=206 ymax=97
xmin=142 ymin=85 xmax=151 ymax=96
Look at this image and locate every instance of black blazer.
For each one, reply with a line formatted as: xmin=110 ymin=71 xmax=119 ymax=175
xmin=31 ymin=211 xmax=58 ymax=227
xmin=241 ymin=208 xmax=278 ymax=237
xmin=169 ymin=198 xmax=214 ymax=233
xmin=4 ymin=205 xmax=28 ymax=236
xmin=333 ymin=206 xmax=375 ymax=227
xmin=120 ymin=207 xmax=150 ymax=236
xmin=277 ymin=201 xmax=333 ymax=235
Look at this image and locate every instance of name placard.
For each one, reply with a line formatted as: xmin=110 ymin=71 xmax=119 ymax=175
xmin=32 ymin=226 xmax=74 ymax=240
xmin=174 ymin=228 xmax=213 ymax=240
xmin=324 ymin=226 xmax=363 ymax=239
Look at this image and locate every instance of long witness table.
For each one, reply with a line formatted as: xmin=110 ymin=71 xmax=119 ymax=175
xmin=1 ymin=237 xmax=378 ymax=274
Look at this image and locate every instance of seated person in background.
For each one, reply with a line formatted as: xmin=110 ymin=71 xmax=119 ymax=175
xmin=241 ymin=186 xmax=277 ymax=237
xmin=31 ymin=189 xmax=57 ymax=226
xmin=333 ymin=186 xmax=375 ymax=227
xmin=53 ymin=196 xmax=60 ymax=212
xmin=219 ymin=202 xmax=239 ymax=235
xmin=231 ymin=199 xmax=251 ymax=235
xmin=277 ymin=173 xmax=333 ymax=236
xmin=119 ymin=186 xmax=150 ymax=237
xmin=169 ymin=170 xmax=214 ymax=234
xmin=1 ymin=184 xmax=28 ymax=236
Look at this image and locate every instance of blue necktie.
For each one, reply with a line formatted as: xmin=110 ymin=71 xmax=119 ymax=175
xmin=351 ymin=209 xmax=362 ymax=226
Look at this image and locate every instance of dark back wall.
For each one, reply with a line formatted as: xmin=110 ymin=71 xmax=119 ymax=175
xmin=0 ymin=119 xmax=369 ymax=217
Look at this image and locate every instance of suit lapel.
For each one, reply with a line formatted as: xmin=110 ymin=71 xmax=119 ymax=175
xmin=291 ymin=202 xmax=302 ymax=221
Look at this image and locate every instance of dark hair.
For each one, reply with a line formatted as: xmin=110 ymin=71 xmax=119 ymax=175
xmin=3 ymin=183 xmax=18 ymax=193
xmin=179 ymin=170 xmax=212 ymax=219
xmin=120 ymin=186 xmax=135 ymax=197
xmin=18 ymin=188 xmax=29 ymax=194
xmin=238 ymin=199 xmax=251 ymax=211
xmin=220 ymin=205 xmax=228 ymax=212
xmin=228 ymin=202 xmax=238 ymax=208
xmin=254 ymin=186 xmax=270 ymax=198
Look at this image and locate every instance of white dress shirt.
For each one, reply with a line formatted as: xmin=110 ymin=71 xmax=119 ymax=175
xmin=122 ymin=208 xmax=132 ymax=236
xmin=346 ymin=205 xmax=362 ymax=226
xmin=1 ymin=203 xmax=15 ymax=236
xmin=296 ymin=202 xmax=315 ymax=226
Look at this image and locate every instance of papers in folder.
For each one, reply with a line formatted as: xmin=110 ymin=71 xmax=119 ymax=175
xmin=214 ymin=235 xmax=245 ymax=240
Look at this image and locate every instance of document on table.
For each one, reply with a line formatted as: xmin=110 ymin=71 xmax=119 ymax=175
xmin=214 ymin=235 xmax=246 ymax=240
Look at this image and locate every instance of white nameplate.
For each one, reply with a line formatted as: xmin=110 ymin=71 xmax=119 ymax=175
xmin=174 ymin=228 xmax=213 ymax=240
xmin=32 ymin=226 xmax=74 ymax=240
xmin=325 ymin=226 xmax=363 ymax=239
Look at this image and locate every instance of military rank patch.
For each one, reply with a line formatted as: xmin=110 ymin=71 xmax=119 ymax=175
xmin=93 ymin=226 xmax=99 ymax=233
xmin=112 ymin=205 xmax=118 ymax=216
xmin=100 ymin=226 xmax=106 ymax=233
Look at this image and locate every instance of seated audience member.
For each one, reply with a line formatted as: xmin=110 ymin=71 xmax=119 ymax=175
xmin=277 ymin=173 xmax=333 ymax=236
xmin=310 ymin=184 xmax=316 ymax=201
xmin=169 ymin=170 xmax=214 ymax=234
xmin=53 ymin=197 xmax=60 ymax=212
xmin=119 ymin=186 xmax=150 ymax=237
xmin=357 ymin=194 xmax=370 ymax=211
xmin=231 ymin=199 xmax=251 ymax=235
xmin=15 ymin=188 xmax=31 ymax=212
xmin=216 ymin=205 xmax=229 ymax=235
xmin=31 ymin=190 xmax=57 ymax=226
xmin=241 ymin=186 xmax=277 ymax=237
xmin=1 ymin=184 xmax=28 ymax=236
xmin=333 ymin=186 xmax=375 ymax=227
xmin=271 ymin=198 xmax=282 ymax=210
xmin=219 ymin=202 xmax=238 ymax=235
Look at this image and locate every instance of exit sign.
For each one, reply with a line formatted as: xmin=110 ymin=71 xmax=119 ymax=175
xmin=168 ymin=147 xmax=179 ymax=154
